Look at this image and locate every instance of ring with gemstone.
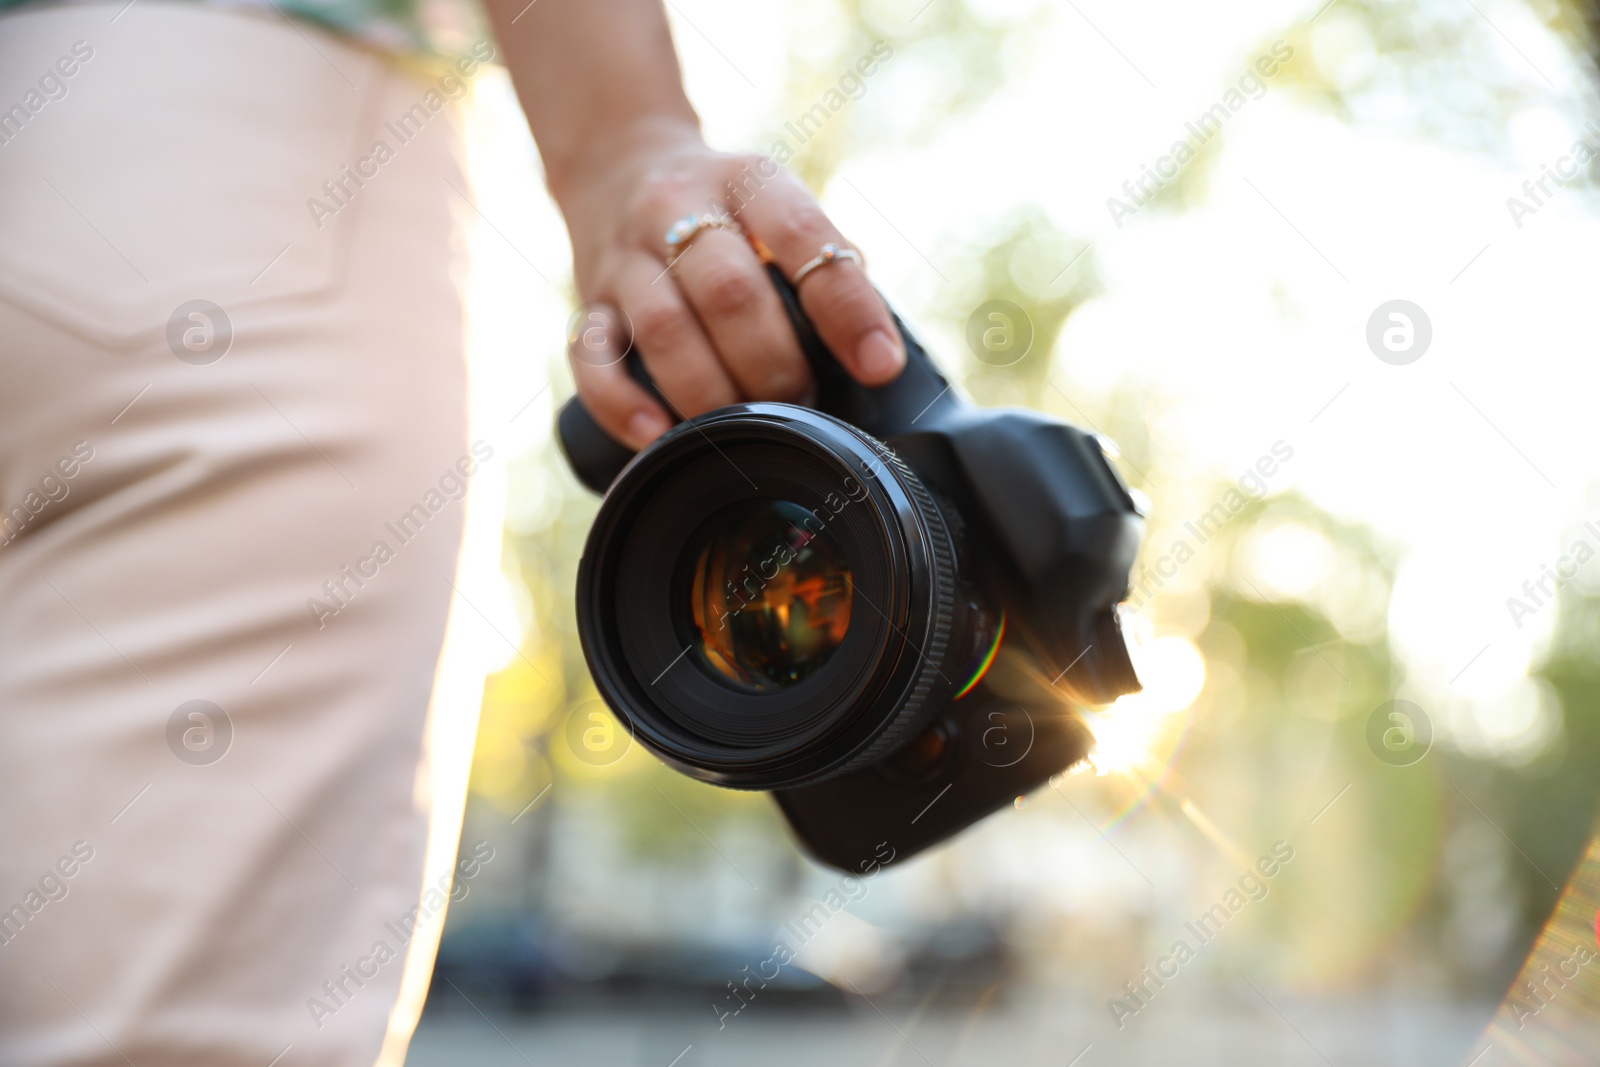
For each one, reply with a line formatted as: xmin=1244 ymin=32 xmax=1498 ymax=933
xmin=663 ymin=212 xmax=742 ymax=259
xmin=790 ymin=243 xmax=863 ymax=287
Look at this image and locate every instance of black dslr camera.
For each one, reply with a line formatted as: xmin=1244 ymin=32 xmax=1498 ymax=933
xmin=557 ymin=265 xmax=1143 ymax=872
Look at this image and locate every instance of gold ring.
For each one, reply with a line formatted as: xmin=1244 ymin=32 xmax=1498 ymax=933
xmin=791 ymin=243 xmax=863 ymax=286
xmin=664 ymin=212 xmax=742 ymax=260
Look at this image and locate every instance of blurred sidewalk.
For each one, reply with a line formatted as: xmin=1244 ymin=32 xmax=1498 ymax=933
xmin=406 ymin=987 xmax=1492 ymax=1067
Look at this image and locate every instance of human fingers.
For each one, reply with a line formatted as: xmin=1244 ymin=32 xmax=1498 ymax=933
xmin=613 ymin=252 xmax=742 ymax=425
xmin=667 ymin=227 xmax=812 ymax=403
xmin=737 ymin=168 xmax=905 ymax=385
xmin=566 ymin=300 xmax=676 ymax=450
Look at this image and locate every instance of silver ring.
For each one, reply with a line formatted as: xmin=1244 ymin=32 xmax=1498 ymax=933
xmin=664 ymin=212 xmax=742 ymax=258
xmin=791 ymin=243 xmax=862 ymax=287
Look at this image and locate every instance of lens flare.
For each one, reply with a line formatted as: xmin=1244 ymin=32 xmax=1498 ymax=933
xmin=1084 ymin=635 xmax=1205 ymax=777
xmin=954 ymin=610 xmax=1005 ymax=700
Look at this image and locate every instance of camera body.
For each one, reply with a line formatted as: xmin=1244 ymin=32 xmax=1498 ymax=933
xmin=559 ymin=266 xmax=1143 ymax=872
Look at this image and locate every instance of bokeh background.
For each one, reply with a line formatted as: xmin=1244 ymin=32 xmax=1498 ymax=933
xmin=407 ymin=0 xmax=1600 ymax=1062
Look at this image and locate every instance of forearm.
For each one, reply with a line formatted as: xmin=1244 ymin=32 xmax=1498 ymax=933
xmin=482 ymin=0 xmax=704 ymax=210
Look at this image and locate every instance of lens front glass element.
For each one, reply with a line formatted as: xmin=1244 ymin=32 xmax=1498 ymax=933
xmin=688 ymin=500 xmax=853 ymax=691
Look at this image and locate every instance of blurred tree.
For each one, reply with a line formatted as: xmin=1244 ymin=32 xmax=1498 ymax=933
xmin=447 ymin=0 xmax=1600 ymax=1014
xmin=1270 ymin=0 xmax=1590 ymax=161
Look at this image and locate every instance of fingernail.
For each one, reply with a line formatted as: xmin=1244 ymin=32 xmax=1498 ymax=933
xmin=856 ymin=329 xmax=904 ymax=382
xmin=627 ymin=410 xmax=672 ymax=448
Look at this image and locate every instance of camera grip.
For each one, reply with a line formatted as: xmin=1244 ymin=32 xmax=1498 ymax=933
xmin=557 ymin=262 xmax=956 ymax=493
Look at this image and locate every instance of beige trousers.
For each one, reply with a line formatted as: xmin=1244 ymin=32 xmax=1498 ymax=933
xmin=0 ymin=4 xmax=490 ymax=1064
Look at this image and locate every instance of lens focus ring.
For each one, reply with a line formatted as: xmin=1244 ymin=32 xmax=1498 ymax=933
xmin=807 ymin=437 xmax=958 ymax=781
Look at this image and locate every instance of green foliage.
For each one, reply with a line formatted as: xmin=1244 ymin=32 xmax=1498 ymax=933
xmin=460 ymin=0 xmax=1600 ymax=997
xmin=1267 ymin=0 xmax=1578 ymax=163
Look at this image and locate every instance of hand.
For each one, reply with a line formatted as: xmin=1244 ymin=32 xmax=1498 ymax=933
xmin=555 ymin=129 xmax=907 ymax=451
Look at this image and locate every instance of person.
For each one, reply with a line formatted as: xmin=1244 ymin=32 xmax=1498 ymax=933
xmin=0 ymin=0 xmax=905 ymax=1062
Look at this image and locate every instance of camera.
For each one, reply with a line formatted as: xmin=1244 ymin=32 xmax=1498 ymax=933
xmin=557 ymin=265 xmax=1143 ymax=872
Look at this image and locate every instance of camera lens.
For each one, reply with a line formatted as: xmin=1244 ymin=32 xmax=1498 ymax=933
xmin=575 ymin=404 xmax=969 ymax=789
xmin=687 ymin=500 xmax=854 ymax=691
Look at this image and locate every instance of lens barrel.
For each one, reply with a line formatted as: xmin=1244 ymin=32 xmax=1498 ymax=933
xmin=575 ymin=404 xmax=967 ymax=790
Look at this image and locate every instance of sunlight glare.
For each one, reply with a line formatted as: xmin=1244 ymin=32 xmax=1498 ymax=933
xmin=1084 ymin=635 xmax=1205 ymax=776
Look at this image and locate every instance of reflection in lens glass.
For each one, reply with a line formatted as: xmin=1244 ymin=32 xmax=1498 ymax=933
xmin=688 ymin=500 xmax=853 ymax=690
